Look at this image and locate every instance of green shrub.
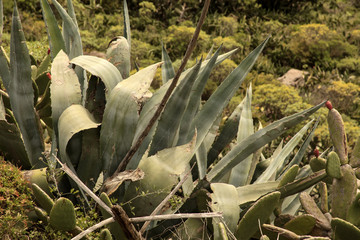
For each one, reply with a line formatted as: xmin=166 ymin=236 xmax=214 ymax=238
xmin=218 ymin=15 xmax=239 ymax=37
xmin=336 ymin=57 xmax=360 ymax=75
xmin=165 ymin=24 xmax=210 ymax=59
xmin=288 ymin=24 xmax=357 ymax=68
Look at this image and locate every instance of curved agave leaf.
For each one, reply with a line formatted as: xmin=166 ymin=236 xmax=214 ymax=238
xmin=161 ymin=43 xmax=175 ymax=84
xmin=149 ymin=60 xmax=201 ymax=156
xmin=40 ymin=0 xmax=66 ymax=60
xmin=210 ymin=183 xmax=240 ymax=237
xmin=51 ymin=50 xmax=81 ymax=132
xmin=106 ymin=36 xmax=130 ymax=79
xmin=100 ymin=63 xmax=160 ymax=177
xmin=9 ymin=3 xmax=44 ymax=168
xmin=208 ymin=102 xmax=325 ymax=182
xmin=177 ymin=46 xmax=222 ymax=146
xmin=229 ymin=85 xmax=254 ymax=186
xmin=70 ymin=55 xmax=122 ymax=99
xmin=236 ymin=181 xmax=279 ymax=205
xmin=255 ymin=120 xmax=313 ymax=183
xmin=123 ymin=133 xmax=197 ymax=217
xmin=58 ymin=104 xmax=100 ymax=166
xmin=127 ymin=49 xmax=238 ymax=169
xmin=0 ymin=46 xmax=10 ymax=91
xmin=66 ymin=0 xmax=78 ymax=27
xmin=123 ymin=0 xmax=131 ymax=50
xmin=189 ymin=37 xmax=269 ymax=151
xmin=51 ymin=0 xmax=82 ymax=60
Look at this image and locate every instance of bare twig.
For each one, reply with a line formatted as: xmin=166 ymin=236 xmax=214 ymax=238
xmin=130 ymin=212 xmax=223 ymax=222
xmin=54 ymin=156 xmax=114 ymax=217
xmin=110 ymin=0 xmax=211 ymax=176
xmin=71 ymin=217 xmax=115 ymax=240
xmin=139 ymin=164 xmax=194 ymax=234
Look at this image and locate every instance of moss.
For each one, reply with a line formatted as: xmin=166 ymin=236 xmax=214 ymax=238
xmin=0 ymin=159 xmax=34 ymax=238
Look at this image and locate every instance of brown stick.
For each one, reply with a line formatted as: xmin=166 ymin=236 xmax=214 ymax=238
xmin=111 ymin=0 xmax=211 ymax=176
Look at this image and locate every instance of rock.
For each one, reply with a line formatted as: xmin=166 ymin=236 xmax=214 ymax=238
xmin=278 ymin=69 xmax=308 ymax=88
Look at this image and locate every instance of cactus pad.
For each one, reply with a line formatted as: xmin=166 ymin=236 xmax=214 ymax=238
xmin=283 ymin=214 xmax=316 ymax=235
xmin=100 ymin=228 xmax=113 ymax=240
xmin=327 ymin=108 xmax=348 ymax=164
xmin=310 ymin=157 xmax=326 ymax=172
xmin=300 ymin=192 xmax=331 ymax=230
xmin=330 ymin=164 xmax=357 ymax=219
xmin=49 ymin=197 xmax=76 ymax=231
xmin=326 ymin=151 xmax=342 ymax=179
xmin=346 ymin=193 xmax=360 ymax=227
xmin=350 ymin=136 xmax=360 ymax=168
xmin=235 ymin=191 xmax=280 ymax=240
xmin=32 ymin=183 xmax=54 ymax=214
xmin=331 ymin=217 xmax=360 ymax=240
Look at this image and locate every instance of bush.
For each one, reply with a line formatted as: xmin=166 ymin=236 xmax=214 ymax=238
xmin=287 ymin=24 xmax=357 ymax=69
xmin=336 ymin=57 xmax=360 ymax=75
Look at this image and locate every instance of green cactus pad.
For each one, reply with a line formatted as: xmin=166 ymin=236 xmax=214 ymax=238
xmin=332 ymin=217 xmax=360 ymax=240
xmin=318 ymin=182 xmax=329 ymax=213
xmin=283 ymin=214 xmax=316 ymax=235
xmin=350 ymin=136 xmax=360 ymax=167
xmin=326 ymin=151 xmax=342 ymax=179
xmin=278 ymin=164 xmax=299 ymax=187
xmin=260 ymin=235 xmax=270 ymax=240
xmin=331 ymin=164 xmax=357 ymax=219
xmin=100 ymin=228 xmax=113 ymax=240
xmin=310 ymin=157 xmax=326 ymax=172
xmin=328 ymin=108 xmax=348 ymax=164
xmin=300 ymin=192 xmax=331 ymax=230
xmin=346 ymin=193 xmax=360 ymax=227
xmin=32 ymin=183 xmax=54 ymax=214
xmin=34 ymin=206 xmax=49 ymax=224
xmin=355 ymin=168 xmax=360 ymax=179
xmin=235 ymin=191 xmax=280 ymax=240
xmin=49 ymin=197 xmax=76 ymax=231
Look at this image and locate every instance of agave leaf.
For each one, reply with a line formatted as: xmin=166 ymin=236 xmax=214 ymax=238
xmin=58 ymin=104 xmax=100 ymax=166
xmin=70 ymin=55 xmax=122 ymax=98
xmin=50 ymin=50 xmax=81 ymax=133
xmin=149 ymin=60 xmax=201 ymax=156
xmin=0 ymin=46 xmax=10 ymax=90
xmin=255 ymin=120 xmax=313 ymax=183
xmin=0 ymin=99 xmax=30 ymax=168
xmin=100 ymin=63 xmax=160 ymax=177
xmin=123 ymin=0 xmax=131 ymax=50
xmin=52 ymin=0 xmax=82 ymax=59
xmin=161 ymin=43 xmax=175 ymax=84
xmin=236 ymin=181 xmax=279 ymax=205
xmin=123 ymin=133 xmax=197 ymax=217
xmin=0 ymin=0 xmax=2 ymax=38
xmin=229 ymin=85 xmax=254 ymax=186
xmin=66 ymin=0 xmax=78 ymax=27
xmin=207 ymin=99 xmax=244 ymax=166
xmin=208 ymin=102 xmax=325 ymax=182
xmin=189 ymin=37 xmax=269 ymax=151
xmin=9 ymin=3 xmax=44 ymax=168
xmin=106 ymin=36 xmax=130 ymax=79
xmin=127 ymin=49 xmax=238 ymax=169
xmin=281 ymin=119 xmax=319 ymax=176
xmin=210 ymin=183 xmax=240 ymax=237
xmin=40 ymin=0 xmax=66 ymax=60
xmin=177 ymin=46 xmax=222 ymax=146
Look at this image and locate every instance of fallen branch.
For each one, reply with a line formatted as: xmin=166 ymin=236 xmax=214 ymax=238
xmin=71 ymin=217 xmax=115 ymax=240
xmin=130 ymin=212 xmax=223 ymax=222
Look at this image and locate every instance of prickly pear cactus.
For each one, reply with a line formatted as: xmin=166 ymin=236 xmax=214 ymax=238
xmin=100 ymin=228 xmax=113 ymax=240
xmin=346 ymin=193 xmax=360 ymax=227
xmin=283 ymin=214 xmax=316 ymax=235
xmin=309 ymin=157 xmax=326 ymax=172
xmin=49 ymin=197 xmax=76 ymax=231
xmin=326 ymin=101 xmax=348 ymax=164
xmin=31 ymin=183 xmax=54 ymax=214
xmin=300 ymin=192 xmax=331 ymax=230
xmin=235 ymin=191 xmax=280 ymax=240
xmin=330 ymin=164 xmax=357 ymax=219
xmin=326 ymin=151 xmax=342 ymax=179
xmin=350 ymin=136 xmax=360 ymax=168
xmin=332 ymin=217 xmax=360 ymax=240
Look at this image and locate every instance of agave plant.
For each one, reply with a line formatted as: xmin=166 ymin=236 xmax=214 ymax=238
xmin=0 ymin=0 xmax=330 ymax=239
